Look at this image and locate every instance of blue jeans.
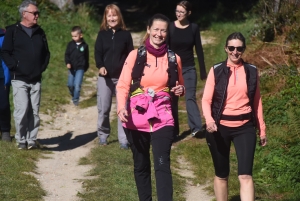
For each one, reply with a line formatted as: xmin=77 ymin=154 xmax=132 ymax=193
xmin=67 ymin=69 xmax=84 ymax=105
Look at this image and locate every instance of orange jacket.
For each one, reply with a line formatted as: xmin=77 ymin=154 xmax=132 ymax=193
xmin=116 ymin=49 xmax=184 ymax=113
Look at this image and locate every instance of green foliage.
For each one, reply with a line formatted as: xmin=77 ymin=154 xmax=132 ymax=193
xmin=252 ymin=0 xmax=300 ymax=45
xmin=261 ymin=68 xmax=300 ymax=125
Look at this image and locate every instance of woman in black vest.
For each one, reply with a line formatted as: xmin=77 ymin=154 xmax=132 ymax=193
xmin=202 ymin=32 xmax=267 ymax=201
xmin=168 ymin=0 xmax=207 ymax=137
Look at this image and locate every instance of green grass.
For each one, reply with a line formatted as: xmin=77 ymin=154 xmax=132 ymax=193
xmin=0 ymin=142 xmax=45 ymax=200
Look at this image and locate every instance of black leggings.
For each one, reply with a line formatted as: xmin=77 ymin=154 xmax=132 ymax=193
xmin=124 ymin=126 xmax=174 ymax=201
xmin=206 ymin=121 xmax=257 ymax=178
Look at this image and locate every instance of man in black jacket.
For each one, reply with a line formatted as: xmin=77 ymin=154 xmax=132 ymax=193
xmin=0 ymin=0 xmax=50 ymax=150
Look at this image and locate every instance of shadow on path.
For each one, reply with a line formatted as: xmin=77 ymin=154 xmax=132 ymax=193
xmin=38 ymin=131 xmax=97 ymax=151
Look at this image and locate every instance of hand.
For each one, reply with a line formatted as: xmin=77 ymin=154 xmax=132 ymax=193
xmin=206 ymin=122 xmax=217 ymax=133
xmin=67 ymin=64 xmax=71 ymax=69
xmin=99 ymin=67 xmax=107 ymax=76
xmin=259 ymin=136 xmax=267 ymax=146
xmin=170 ymin=81 xmax=184 ymax=96
xmin=118 ymin=108 xmax=128 ymax=123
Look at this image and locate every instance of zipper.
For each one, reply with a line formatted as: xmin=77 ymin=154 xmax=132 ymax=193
xmin=112 ymin=31 xmax=115 ymax=70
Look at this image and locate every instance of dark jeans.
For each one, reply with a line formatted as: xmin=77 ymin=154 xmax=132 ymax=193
xmin=125 ymin=126 xmax=174 ymax=201
xmin=0 ymin=78 xmax=11 ymax=132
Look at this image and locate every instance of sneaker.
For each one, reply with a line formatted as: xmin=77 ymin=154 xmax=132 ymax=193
xmin=1 ymin=132 xmax=11 ymax=142
xmin=28 ymin=142 xmax=38 ymax=150
xmin=99 ymin=140 xmax=107 ymax=146
xmin=191 ymin=130 xmax=200 ymax=137
xmin=120 ymin=144 xmax=129 ymax=150
xmin=18 ymin=143 xmax=27 ymax=150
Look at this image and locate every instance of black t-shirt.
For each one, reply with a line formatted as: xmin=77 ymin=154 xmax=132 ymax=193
xmin=169 ymin=24 xmax=195 ymax=67
xmin=20 ymin=24 xmax=33 ymax=37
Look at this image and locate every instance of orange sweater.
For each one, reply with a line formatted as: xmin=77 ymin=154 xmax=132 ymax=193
xmin=117 ymin=49 xmax=184 ymax=113
xmin=202 ymin=62 xmax=266 ymax=137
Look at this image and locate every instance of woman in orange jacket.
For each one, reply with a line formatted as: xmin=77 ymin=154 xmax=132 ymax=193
xmin=117 ymin=14 xmax=184 ymax=201
xmin=202 ymin=32 xmax=267 ymax=201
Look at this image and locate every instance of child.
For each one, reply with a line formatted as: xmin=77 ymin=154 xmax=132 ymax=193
xmin=65 ymin=26 xmax=89 ymax=106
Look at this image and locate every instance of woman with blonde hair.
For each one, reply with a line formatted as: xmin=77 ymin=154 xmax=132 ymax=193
xmin=95 ymin=4 xmax=133 ymax=149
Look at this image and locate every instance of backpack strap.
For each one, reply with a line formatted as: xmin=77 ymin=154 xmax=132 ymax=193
xmin=166 ymin=49 xmax=178 ymax=89
xmin=129 ymin=46 xmax=179 ymax=95
xmin=130 ymin=46 xmax=147 ymax=93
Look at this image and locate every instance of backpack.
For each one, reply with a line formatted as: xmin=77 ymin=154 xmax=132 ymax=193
xmin=130 ymin=45 xmax=179 ymax=95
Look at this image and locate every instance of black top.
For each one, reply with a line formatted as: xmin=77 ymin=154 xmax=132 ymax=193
xmin=169 ymin=22 xmax=207 ymax=80
xmin=94 ymin=28 xmax=133 ymax=78
xmin=0 ymin=22 xmax=50 ymax=83
xmin=65 ymin=39 xmax=89 ymax=72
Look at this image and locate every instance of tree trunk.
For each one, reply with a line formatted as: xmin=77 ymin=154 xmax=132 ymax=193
xmin=274 ymin=0 xmax=280 ymax=13
xmin=49 ymin=0 xmax=73 ymax=10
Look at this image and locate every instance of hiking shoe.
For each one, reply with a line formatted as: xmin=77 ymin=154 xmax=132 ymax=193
xmin=99 ymin=140 xmax=107 ymax=146
xmin=18 ymin=143 xmax=27 ymax=150
xmin=1 ymin=132 xmax=11 ymax=142
xmin=28 ymin=142 xmax=38 ymax=150
xmin=120 ymin=144 xmax=129 ymax=150
xmin=191 ymin=130 xmax=200 ymax=137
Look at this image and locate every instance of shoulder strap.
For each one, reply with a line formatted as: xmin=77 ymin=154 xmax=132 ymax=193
xmin=167 ymin=49 xmax=178 ymax=88
xmin=130 ymin=46 xmax=147 ymax=93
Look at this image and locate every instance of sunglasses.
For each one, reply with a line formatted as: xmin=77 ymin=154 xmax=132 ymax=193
xmin=24 ymin=11 xmax=40 ymax=16
xmin=227 ymin=46 xmax=244 ymax=52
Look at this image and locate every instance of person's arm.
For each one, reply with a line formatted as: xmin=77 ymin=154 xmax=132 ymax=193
xmin=202 ymin=67 xmax=215 ymax=124
xmin=116 ymin=49 xmax=137 ymax=113
xmin=0 ymin=26 xmax=18 ymax=70
xmin=194 ymin=24 xmax=207 ymax=80
xmin=84 ymin=44 xmax=89 ymax=72
xmin=127 ymin=31 xmax=134 ymax=54
xmin=253 ymin=74 xmax=266 ymax=138
xmin=65 ymin=42 xmax=71 ymax=65
xmin=177 ymin=55 xmax=185 ymax=96
xmin=41 ymin=30 xmax=50 ymax=72
xmin=94 ymin=31 xmax=105 ymax=69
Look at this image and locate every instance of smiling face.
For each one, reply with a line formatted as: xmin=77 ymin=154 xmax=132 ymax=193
xmin=106 ymin=9 xmax=119 ymax=30
xmin=175 ymin=5 xmax=189 ymax=22
xmin=22 ymin=4 xmax=39 ymax=27
xmin=225 ymin=39 xmax=245 ymax=65
xmin=147 ymin=20 xmax=168 ymax=49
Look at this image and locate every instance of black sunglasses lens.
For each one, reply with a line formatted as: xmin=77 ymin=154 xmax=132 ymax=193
xmin=34 ymin=12 xmax=40 ymax=16
xmin=228 ymin=46 xmax=235 ymax=51
xmin=236 ymin=47 xmax=244 ymax=52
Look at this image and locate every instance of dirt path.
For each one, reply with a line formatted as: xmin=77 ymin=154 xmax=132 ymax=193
xmin=35 ymin=32 xmax=215 ymax=201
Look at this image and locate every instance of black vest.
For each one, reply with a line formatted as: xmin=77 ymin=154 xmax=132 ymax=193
xmin=211 ymin=60 xmax=257 ymax=125
xmin=130 ymin=46 xmax=178 ymax=94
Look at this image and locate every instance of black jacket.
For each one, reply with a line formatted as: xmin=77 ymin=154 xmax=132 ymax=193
xmin=0 ymin=22 xmax=50 ymax=83
xmin=211 ymin=60 xmax=257 ymax=125
xmin=65 ymin=39 xmax=89 ymax=72
xmin=94 ymin=28 xmax=133 ymax=78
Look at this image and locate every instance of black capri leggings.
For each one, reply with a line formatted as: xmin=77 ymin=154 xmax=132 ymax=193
xmin=206 ymin=121 xmax=257 ymax=178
